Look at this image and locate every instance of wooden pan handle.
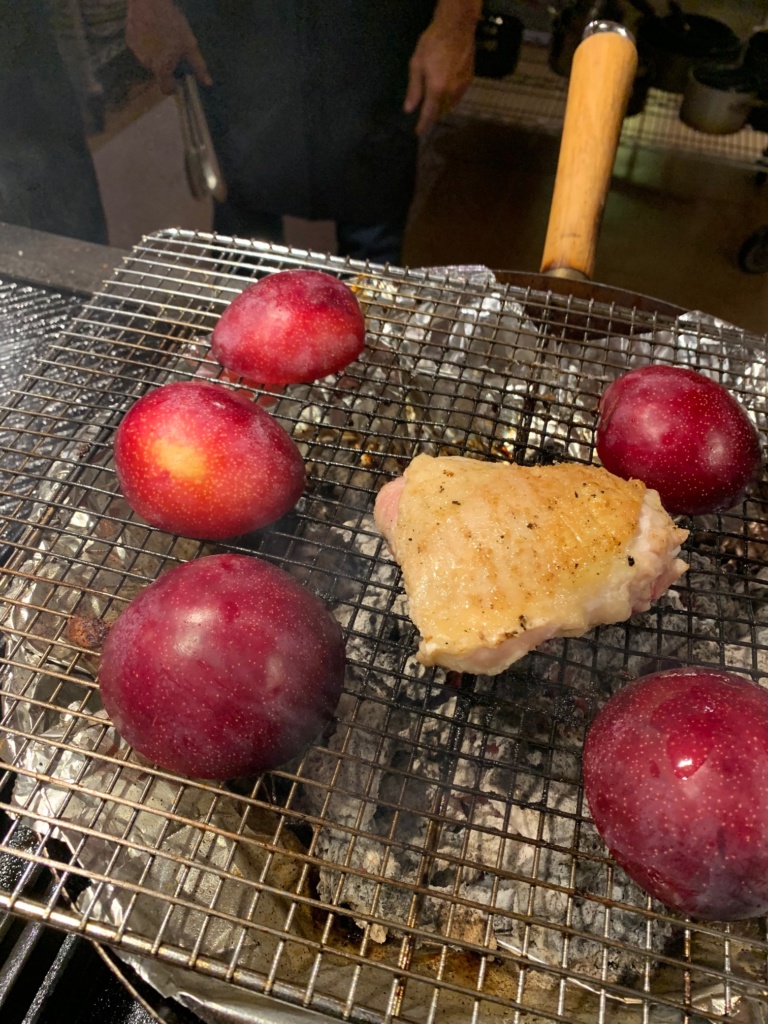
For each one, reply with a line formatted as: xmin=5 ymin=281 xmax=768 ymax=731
xmin=540 ymin=22 xmax=637 ymax=280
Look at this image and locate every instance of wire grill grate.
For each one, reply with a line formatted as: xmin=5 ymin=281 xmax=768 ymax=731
xmin=1 ymin=230 xmax=768 ymax=1023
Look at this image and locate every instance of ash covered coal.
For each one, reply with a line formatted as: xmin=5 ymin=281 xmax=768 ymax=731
xmin=297 ymin=497 xmax=768 ymax=994
xmin=296 ymin=519 xmax=705 ymax=987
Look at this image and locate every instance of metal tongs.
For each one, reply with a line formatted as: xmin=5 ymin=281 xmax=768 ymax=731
xmin=174 ymin=71 xmax=227 ymax=203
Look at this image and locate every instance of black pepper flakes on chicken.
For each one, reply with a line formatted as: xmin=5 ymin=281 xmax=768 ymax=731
xmin=374 ymin=455 xmax=688 ymax=675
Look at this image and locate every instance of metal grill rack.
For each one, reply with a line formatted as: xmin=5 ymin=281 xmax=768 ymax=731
xmin=453 ymin=43 xmax=768 ymax=173
xmin=1 ymin=230 xmax=768 ymax=1023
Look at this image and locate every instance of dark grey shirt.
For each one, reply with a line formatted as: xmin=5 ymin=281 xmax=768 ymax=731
xmin=181 ymin=0 xmax=436 ymax=224
xmin=0 ymin=0 xmax=107 ymax=244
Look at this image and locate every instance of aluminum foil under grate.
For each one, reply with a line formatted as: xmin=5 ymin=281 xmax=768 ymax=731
xmin=1 ymin=229 xmax=768 ymax=1024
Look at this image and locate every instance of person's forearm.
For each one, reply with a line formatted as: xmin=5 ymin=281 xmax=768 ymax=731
xmin=431 ymin=0 xmax=483 ymax=29
xmin=126 ymin=0 xmax=168 ymax=15
xmin=405 ymin=0 xmax=481 ymax=135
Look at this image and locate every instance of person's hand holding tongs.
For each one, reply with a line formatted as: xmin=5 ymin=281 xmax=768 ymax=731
xmin=125 ymin=0 xmax=226 ymax=202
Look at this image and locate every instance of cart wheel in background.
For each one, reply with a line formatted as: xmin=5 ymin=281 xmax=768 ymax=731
xmin=738 ymin=226 xmax=768 ymax=274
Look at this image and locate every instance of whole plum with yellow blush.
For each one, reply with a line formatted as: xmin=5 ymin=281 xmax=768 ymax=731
xmin=113 ymin=380 xmax=305 ymax=539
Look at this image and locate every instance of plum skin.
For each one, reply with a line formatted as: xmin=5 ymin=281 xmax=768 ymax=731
xmin=114 ymin=379 xmax=305 ymax=540
xmin=595 ymin=365 xmax=762 ymax=516
xmin=99 ymin=553 xmax=346 ymax=779
xmin=211 ymin=269 xmax=365 ymax=386
xmin=583 ymin=668 xmax=768 ymax=920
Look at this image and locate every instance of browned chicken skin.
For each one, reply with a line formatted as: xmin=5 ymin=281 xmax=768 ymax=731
xmin=374 ymin=455 xmax=688 ymax=675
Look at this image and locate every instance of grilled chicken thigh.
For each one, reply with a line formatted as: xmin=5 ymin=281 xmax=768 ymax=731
xmin=374 ymin=455 xmax=688 ymax=675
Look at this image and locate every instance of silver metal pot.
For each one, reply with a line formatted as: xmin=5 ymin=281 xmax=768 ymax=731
xmin=680 ymin=66 xmax=759 ymax=135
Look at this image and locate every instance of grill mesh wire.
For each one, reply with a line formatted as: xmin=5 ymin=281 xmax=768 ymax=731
xmin=0 ymin=231 xmax=767 ymax=1023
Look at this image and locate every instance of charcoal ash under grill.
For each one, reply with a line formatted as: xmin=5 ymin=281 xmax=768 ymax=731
xmin=2 ymin=241 xmax=768 ymax=1023
xmin=301 ymin=524 xmax=711 ymax=967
